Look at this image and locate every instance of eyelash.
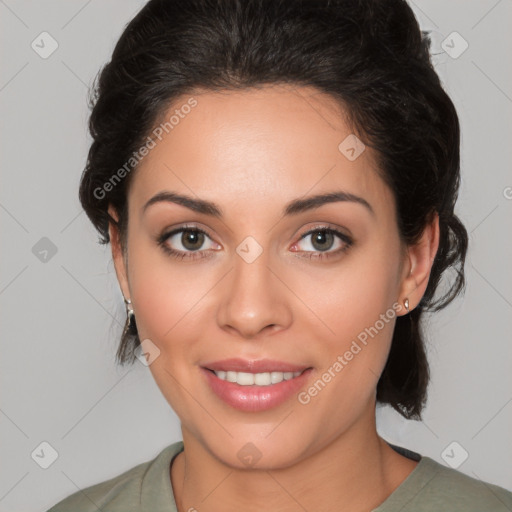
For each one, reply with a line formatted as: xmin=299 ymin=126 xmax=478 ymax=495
xmin=156 ymin=224 xmax=353 ymax=261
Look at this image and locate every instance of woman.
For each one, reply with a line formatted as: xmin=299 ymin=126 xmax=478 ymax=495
xmin=47 ymin=0 xmax=512 ymax=510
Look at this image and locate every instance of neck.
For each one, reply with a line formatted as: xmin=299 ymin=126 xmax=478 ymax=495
xmin=171 ymin=405 xmax=417 ymax=512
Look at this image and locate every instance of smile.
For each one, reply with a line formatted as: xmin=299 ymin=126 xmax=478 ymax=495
xmin=201 ymin=364 xmax=313 ymax=412
xmin=212 ymin=370 xmax=303 ymax=386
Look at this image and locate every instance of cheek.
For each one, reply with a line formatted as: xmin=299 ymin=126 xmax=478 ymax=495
xmin=304 ymin=248 xmax=399 ymax=343
xmin=126 ymin=236 xmax=207 ymax=341
xmin=125 ymin=246 xmax=209 ymax=418
xmin=302 ymin=243 xmax=401 ymax=394
xmin=294 ymin=266 xmax=400 ymax=436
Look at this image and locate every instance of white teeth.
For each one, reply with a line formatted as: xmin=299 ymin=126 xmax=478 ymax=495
xmin=254 ymin=372 xmax=271 ymax=385
xmin=271 ymin=371 xmax=284 ymax=384
xmin=237 ymin=372 xmax=255 ymax=385
xmin=213 ymin=370 xmax=302 ymax=386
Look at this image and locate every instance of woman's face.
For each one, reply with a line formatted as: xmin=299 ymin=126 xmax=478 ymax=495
xmin=111 ymin=84 xmax=417 ymax=469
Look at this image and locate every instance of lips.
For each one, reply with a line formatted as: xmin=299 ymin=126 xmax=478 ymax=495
xmin=200 ymin=358 xmax=313 ymax=412
xmin=202 ymin=358 xmax=310 ymax=373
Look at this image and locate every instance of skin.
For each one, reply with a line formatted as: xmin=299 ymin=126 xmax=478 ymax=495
xmin=108 ymin=84 xmax=439 ymax=512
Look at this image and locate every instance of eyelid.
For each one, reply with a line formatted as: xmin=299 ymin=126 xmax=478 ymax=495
xmin=160 ymin=221 xmax=214 ymax=236
xmin=297 ymin=222 xmax=352 ymax=239
xmin=295 ymin=222 xmax=352 ymax=242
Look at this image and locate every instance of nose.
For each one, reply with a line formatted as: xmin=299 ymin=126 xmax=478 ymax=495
xmin=216 ymin=249 xmax=293 ymax=339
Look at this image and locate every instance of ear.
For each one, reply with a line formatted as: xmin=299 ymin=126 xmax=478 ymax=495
xmin=397 ymin=211 xmax=440 ymax=315
xmin=108 ymin=204 xmax=131 ymax=300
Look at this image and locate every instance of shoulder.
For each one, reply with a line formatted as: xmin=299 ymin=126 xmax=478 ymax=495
xmin=419 ymin=457 xmax=512 ymax=508
xmin=379 ymin=454 xmax=512 ymax=511
xmin=46 ymin=441 xmax=183 ymax=512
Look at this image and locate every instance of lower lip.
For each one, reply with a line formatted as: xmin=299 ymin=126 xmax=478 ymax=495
xmin=201 ymin=367 xmax=313 ymax=412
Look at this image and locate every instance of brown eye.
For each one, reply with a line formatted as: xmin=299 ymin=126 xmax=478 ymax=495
xmin=290 ymin=226 xmax=354 ymax=261
xmin=157 ymin=225 xmax=219 ymax=260
xmin=179 ymin=230 xmax=206 ymax=251
xmin=309 ymin=230 xmax=336 ymax=251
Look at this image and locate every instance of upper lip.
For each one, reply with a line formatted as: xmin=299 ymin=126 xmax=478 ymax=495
xmin=202 ymin=358 xmax=311 ymax=373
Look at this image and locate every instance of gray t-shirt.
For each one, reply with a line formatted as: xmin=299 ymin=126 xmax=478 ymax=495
xmin=47 ymin=441 xmax=512 ymax=511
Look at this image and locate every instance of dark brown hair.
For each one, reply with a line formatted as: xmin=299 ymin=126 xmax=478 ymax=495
xmin=78 ymin=0 xmax=468 ymax=420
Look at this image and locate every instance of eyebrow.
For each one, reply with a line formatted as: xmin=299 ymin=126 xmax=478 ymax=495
xmin=143 ymin=190 xmax=374 ymax=218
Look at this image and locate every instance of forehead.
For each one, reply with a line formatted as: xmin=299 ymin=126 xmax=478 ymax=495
xmin=129 ymin=85 xmax=393 ymax=221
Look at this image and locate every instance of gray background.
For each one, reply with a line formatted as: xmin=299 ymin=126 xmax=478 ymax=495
xmin=1 ymin=1 xmax=511 ymax=510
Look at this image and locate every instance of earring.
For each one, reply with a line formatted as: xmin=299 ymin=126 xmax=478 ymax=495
xmin=403 ymin=297 xmax=410 ymax=314
xmin=124 ymin=297 xmax=136 ymax=333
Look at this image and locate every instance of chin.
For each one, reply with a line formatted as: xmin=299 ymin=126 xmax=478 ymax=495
xmin=198 ymin=428 xmax=312 ymax=471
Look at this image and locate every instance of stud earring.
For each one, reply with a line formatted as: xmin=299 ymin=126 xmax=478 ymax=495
xmin=403 ymin=297 xmax=410 ymax=314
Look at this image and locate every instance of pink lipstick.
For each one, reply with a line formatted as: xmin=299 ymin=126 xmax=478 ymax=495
xmin=200 ymin=358 xmax=312 ymax=412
